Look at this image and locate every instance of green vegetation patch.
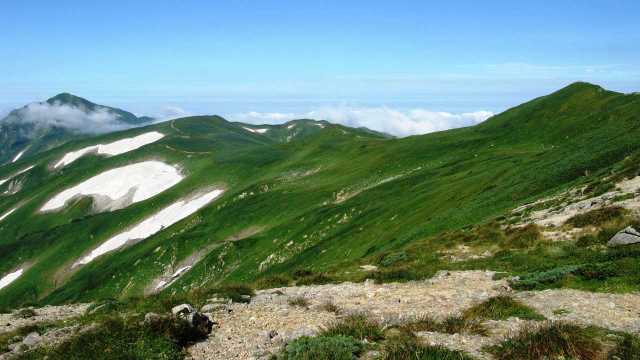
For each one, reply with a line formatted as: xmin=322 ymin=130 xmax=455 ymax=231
xmin=274 ymin=335 xmax=363 ymax=360
xmin=462 ymin=296 xmax=545 ymax=321
xmin=565 ymin=206 xmax=627 ymax=228
xmin=381 ymin=334 xmax=475 ymax=360
xmin=319 ymin=314 xmax=384 ymax=342
xmin=487 ymin=322 xmax=602 ymax=360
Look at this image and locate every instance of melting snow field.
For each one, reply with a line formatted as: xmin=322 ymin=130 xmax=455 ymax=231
xmin=41 ymin=161 xmax=183 ymax=212
xmin=0 ymin=165 xmax=35 ymax=187
xmin=75 ymin=189 xmax=224 ymax=266
xmin=54 ymin=131 xmax=165 ymax=168
xmin=0 ymin=268 xmax=23 ymax=290
xmin=0 ymin=207 xmax=17 ymax=222
xmin=242 ymin=127 xmax=268 ymax=134
xmin=12 ymin=148 xmax=28 ymax=163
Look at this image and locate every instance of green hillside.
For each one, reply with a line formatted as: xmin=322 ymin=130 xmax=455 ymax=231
xmin=0 ymin=93 xmax=153 ymax=165
xmin=0 ymin=82 xmax=639 ymax=310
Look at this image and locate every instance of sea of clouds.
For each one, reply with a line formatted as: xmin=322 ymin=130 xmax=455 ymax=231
xmin=228 ymin=106 xmax=494 ymax=137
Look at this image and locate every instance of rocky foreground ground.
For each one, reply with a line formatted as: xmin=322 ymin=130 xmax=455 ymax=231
xmin=188 ymin=271 xmax=640 ymax=360
xmin=1 ymin=271 xmax=638 ymax=359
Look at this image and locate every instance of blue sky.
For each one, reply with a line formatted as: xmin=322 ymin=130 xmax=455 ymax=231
xmin=1 ymin=0 xmax=639 ymax=134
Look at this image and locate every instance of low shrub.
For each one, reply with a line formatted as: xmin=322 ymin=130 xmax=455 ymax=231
xmin=381 ymin=335 xmax=474 ymax=360
xmin=511 ymin=265 xmax=580 ymax=290
xmin=13 ymin=308 xmax=37 ymax=319
xmin=487 ymin=322 xmax=602 ymax=360
xmin=318 ymin=301 xmax=341 ymax=314
xmin=504 ymin=224 xmax=542 ymax=249
xmin=287 ymin=296 xmax=310 ymax=308
xmin=254 ymin=275 xmax=292 ymax=289
xmin=565 ymin=206 xmax=626 ymax=228
xmin=17 ymin=316 xmax=184 ymax=360
xmin=398 ymin=315 xmax=487 ymax=336
xmin=207 ymin=284 xmax=254 ymax=303
xmin=296 ymin=272 xmax=335 ymax=286
xmin=376 ymin=251 xmax=409 ymax=267
xmin=608 ymin=333 xmax=640 ymax=360
xmin=462 ymin=296 xmax=545 ymax=321
xmin=275 ymin=335 xmax=362 ymax=360
xmin=320 ymin=314 xmax=383 ymax=341
xmin=370 ymin=267 xmax=420 ymax=284
xmin=575 ymin=262 xmax=618 ymax=280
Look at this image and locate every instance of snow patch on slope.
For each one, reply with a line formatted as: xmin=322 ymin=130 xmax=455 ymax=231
xmin=0 ymin=207 xmax=17 ymax=222
xmin=242 ymin=127 xmax=268 ymax=134
xmin=0 ymin=269 xmax=23 ymax=290
xmin=41 ymin=161 xmax=182 ymax=212
xmin=0 ymin=165 xmax=35 ymax=187
xmin=54 ymin=131 xmax=164 ymax=168
xmin=75 ymin=188 xmax=224 ymax=266
xmin=12 ymin=148 xmax=28 ymax=163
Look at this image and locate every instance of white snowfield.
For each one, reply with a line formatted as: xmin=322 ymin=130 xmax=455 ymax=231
xmin=54 ymin=131 xmax=165 ymax=168
xmin=242 ymin=127 xmax=268 ymax=134
xmin=0 ymin=268 xmax=23 ymax=290
xmin=75 ymin=188 xmax=224 ymax=266
xmin=0 ymin=165 xmax=35 ymax=187
xmin=0 ymin=207 xmax=17 ymax=222
xmin=155 ymin=265 xmax=192 ymax=290
xmin=12 ymin=148 xmax=28 ymax=163
xmin=41 ymin=161 xmax=183 ymax=212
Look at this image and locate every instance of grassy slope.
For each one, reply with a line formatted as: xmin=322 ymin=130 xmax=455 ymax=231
xmin=0 ymin=82 xmax=639 ymax=309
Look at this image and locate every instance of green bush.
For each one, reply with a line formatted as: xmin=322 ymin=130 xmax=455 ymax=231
xmin=377 ymin=251 xmax=409 ymax=267
xmin=504 ymin=224 xmax=542 ymax=249
xmin=511 ymin=265 xmax=580 ymax=290
xmin=320 ymin=314 xmax=383 ymax=341
xmin=370 ymin=267 xmax=420 ymax=283
xmin=488 ymin=322 xmax=601 ymax=360
xmin=462 ymin=296 xmax=545 ymax=321
xmin=276 ymin=336 xmax=362 ymax=360
xmin=381 ymin=335 xmax=474 ymax=360
xmin=575 ymin=262 xmax=618 ymax=280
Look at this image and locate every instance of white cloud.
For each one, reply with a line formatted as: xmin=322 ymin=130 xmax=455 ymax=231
xmin=8 ymin=101 xmax=132 ymax=134
xmin=229 ymin=107 xmax=493 ymax=137
xmin=160 ymin=106 xmax=191 ymax=120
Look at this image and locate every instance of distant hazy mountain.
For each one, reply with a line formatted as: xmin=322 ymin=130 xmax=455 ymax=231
xmin=0 ymin=93 xmax=153 ymax=164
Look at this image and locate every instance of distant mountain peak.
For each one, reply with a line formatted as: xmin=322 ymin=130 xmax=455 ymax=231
xmin=46 ymin=93 xmax=96 ymax=108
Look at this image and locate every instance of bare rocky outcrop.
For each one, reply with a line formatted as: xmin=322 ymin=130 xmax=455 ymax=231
xmin=608 ymin=226 xmax=640 ymax=247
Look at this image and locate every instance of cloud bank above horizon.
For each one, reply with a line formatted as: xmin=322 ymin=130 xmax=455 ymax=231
xmin=227 ymin=107 xmax=494 ymax=137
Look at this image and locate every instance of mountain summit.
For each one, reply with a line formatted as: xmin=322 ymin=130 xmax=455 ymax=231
xmin=0 ymin=94 xmax=153 ymax=164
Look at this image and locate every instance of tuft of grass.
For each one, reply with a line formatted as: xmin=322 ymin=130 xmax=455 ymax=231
xmin=488 ymin=322 xmax=602 ymax=360
xmin=398 ymin=314 xmax=488 ymax=336
xmin=320 ymin=314 xmax=384 ymax=342
xmin=287 ymin=296 xmax=310 ymax=308
xmin=13 ymin=308 xmax=37 ymax=319
xmin=381 ymin=334 xmax=475 ymax=360
xmin=253 ymin=274 xmax=292 ymax=289
xmin=206 ymin=284 xmax=255 ymax=304
xmin=318 ymin=301 xmax=341 ymax=314
xmin=274 ymin=335 xmax=362 ymax=360
xmin=439 ymin=316 xmax=488 ymax=336
xmin=609 ymin=333 xmax=640 ymax=360
xmin=462 ymin=296 xmax=545 ymax=321
xmin=565 ymin=206 xmax=627 ymax=228
xmin=504 ymin=224 xmax=543 ymax=249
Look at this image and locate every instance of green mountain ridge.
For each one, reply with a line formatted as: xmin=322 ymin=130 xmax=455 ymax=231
xmin=0 ymin=82 xmax=639 ymax=310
